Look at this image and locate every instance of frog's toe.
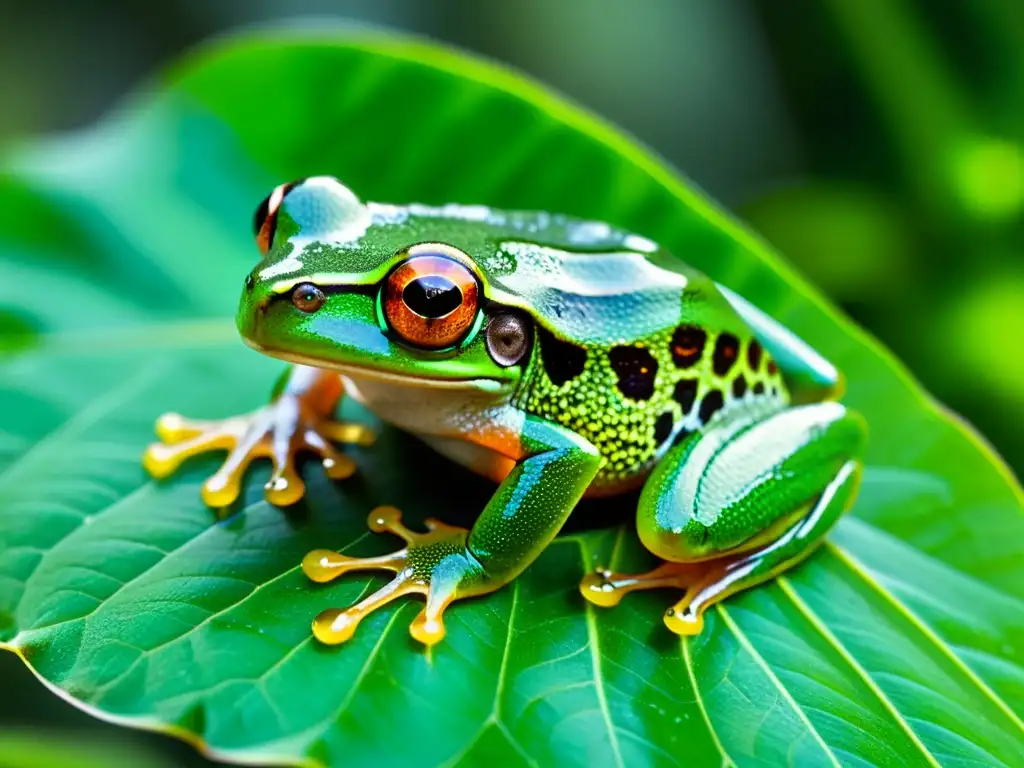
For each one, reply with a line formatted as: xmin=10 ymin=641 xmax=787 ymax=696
xmin=199 ymin=432 xmax=268 ymax=507
xmin=302 ymin=545 xmax=406 ymax=584
xmin=154 ymin=412 xmax=231 ymax=442
xmin=255 ymin=430 xmax=306 ymax=507
xmin=664 ymin=600 xmax=704 ymax=636
xmin=310 ymin=583 xmax=405 ymax=645
xmin=262 ymin=466 xmax=306 ymax=506
xmin=579 ymin=568 xmax=629 ymax=607
xmin=302 ymin=506 xmax=481 ymax=647
xmin=200 ymin=464 xmax=247 ymax=508
xmin=578 ymin=560 xmax=721 ymax=635
xmin=143 ymin=416 xmax=239 ymax=480
xmin=302 ymin=429 xmax=357 ymax=481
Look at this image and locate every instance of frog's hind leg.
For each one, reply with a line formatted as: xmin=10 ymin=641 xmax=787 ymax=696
xmin=663 ymin=459 xmax=859 ymax=634
xmin=581 ymin=402 xmax=865 ymax=635
xmin=582 ymin=462 xmax=862 ymax=635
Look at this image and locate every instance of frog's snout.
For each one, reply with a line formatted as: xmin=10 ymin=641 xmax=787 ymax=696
xmin=236 ymin=278 xmax=271 ymax=345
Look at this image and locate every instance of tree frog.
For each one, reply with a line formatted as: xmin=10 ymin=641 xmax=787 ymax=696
xmin=144 ymin=177 xmax=865 ymax=647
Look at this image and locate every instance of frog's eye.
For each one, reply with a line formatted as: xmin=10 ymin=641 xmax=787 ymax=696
xmin=253 ymin=180 xmax=300 ymax=255
xmin=383 ymin=254 xmax=480 ymax=350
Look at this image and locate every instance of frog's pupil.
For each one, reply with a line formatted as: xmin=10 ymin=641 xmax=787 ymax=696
xmin=403 ymin=275 xmax=462 ymax=318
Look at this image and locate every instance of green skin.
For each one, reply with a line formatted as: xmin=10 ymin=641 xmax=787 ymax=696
xmin=146 ymin=176 xmax=866 ymax=644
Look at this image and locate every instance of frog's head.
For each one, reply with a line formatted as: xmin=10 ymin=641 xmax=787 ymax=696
xmin=237 ymin=176 xmax=531 ymax=397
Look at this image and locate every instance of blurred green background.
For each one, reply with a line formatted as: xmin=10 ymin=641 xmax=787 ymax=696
xmin=1 ymin=0 xmax=1021 ymax=764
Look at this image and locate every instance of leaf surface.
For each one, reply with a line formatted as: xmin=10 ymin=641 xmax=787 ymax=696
xmin=0 ymin=28 xmax=1021 ymax=768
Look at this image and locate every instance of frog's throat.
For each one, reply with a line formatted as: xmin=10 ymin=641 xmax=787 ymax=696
xmin=244 ymin=340 xmax=514 ymax=395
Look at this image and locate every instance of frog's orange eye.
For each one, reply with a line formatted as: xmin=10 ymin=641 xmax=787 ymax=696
xmin=383 ymin=254 xmax=480 ymax=350
xmin=254 ymin=180 xmax=301 ymax=254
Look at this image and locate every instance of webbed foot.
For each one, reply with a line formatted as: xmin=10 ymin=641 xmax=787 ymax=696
xmin=302 ymin=506 xmax=490 ymax=647
xmin=580 ymin=561 xmax=716 ymax=634
xmin=582 ymin=559 xmax=736 ymax=635
xmin=580 ymin=561 xmax=696 ymax=607
xmin=143 ymin=395 xmax=374 ymax=508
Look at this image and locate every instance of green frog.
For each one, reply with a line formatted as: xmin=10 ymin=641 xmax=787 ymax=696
xmin=144 ymin=176 xmax=865 ymax=647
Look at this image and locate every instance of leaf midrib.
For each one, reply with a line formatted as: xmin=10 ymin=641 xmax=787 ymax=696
xmin=681 ymin=635 xmax=735 ymax=768
xmin=582 ymin=575 xmax=626 ymax=768
xmin=434 ymin=579 xmax=538 ymax=768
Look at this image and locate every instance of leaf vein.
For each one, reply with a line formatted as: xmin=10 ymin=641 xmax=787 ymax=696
xmin=828 ymin=541 xmax=1024 ymax=735
xmin=716 ymin=603 xmax=841 ymax=767
xmin=777 ymin=575 xmax=941 ymax=766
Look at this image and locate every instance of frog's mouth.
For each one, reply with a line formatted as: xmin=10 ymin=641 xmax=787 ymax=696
xmin=243 ymin=338 xmax=516 ymax=395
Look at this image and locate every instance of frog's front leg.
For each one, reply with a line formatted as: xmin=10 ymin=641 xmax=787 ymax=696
xmin=581 ymin=402 xmax=865 ymax=634
xmin=143 ymin=365 xmax=374 ymax=508
xmin=301 ymin=417 xmax=601 ymax=646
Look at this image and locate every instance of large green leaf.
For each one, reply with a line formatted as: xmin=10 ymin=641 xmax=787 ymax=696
xmin=1 ymin=27 xmax=1022 ymax=768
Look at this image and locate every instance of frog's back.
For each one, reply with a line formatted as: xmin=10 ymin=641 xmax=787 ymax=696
xmin=362 ymin=201 xmax=787 ymax=490
xmin=495 ymin=235 xmax=786 ymax=492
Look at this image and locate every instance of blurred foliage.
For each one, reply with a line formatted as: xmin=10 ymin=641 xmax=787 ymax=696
xmin=752 ymin=0 xmax=1024 ymax=471
xmin=0 ymin=728 xmax=173 ymax=768
xmin=0 ymin=652 xmax=199 ymax=766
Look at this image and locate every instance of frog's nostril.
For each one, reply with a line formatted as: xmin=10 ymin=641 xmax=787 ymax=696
xmin=245 ymin=274 xmax=255 ymax=291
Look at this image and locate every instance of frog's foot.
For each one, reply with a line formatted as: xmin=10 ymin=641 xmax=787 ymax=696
xmin=142 ymin=399 xmax=374 ymax=508
xmin=302 ymin=506 xmax=489 ymax=647
xmin=579 ymin=560 xmax=715 ymax=635
xmin=581 ymin=545 xmax=822 ymax=636
xmin=579 ymin=561 xmax=692 ymax=607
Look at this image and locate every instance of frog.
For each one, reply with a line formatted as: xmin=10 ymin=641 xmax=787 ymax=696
xmin=143 ymin=176 xmax=866 ymax=647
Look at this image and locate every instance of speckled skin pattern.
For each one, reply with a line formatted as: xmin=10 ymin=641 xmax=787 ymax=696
xmin=518 ymin=317 xmax=786 ymax=491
